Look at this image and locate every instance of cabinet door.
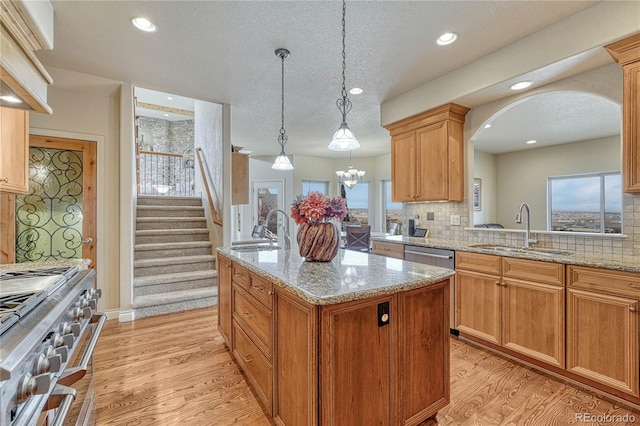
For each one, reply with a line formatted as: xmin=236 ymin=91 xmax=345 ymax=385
xmin=399 ymin=281 xmax=449 ymax=425
xmin=231 ymin=152 xmax=249 ymax=205
xmin=321 ymin=296 xmax=394 ymax=426
xmin=0 ymin=107 xmax=29 ymax=193
xmin=455 ymin=270 xmax=501 ymax=345
xmin=502 ymin=278 xmax=565 ymax=368
xmin=391 ymin=131 xmax=417 ymax=202
xmin=567 ymin=288 xmax=639 ymax=396
xmin=416 ymin=121 xmax=448 ymax=201
xmin=217 ymin=254 xmax=232 ymax=346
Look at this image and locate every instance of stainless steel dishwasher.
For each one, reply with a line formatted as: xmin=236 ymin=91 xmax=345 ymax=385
xmin=404 ymin=245 xmax=457 ymax=333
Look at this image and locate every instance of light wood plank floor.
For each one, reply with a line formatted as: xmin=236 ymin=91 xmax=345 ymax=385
xmin=94 ymin=307 xmax=640 ymax=425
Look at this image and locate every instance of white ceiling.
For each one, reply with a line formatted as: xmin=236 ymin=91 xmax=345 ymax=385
xmin=37 ymin=0 xmax=617 ymax=159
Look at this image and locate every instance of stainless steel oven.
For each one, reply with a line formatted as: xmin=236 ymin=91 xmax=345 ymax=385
xmin=404 ymin=246 xmax=456 ymax=331
xmin=0 ymin=267 xmax=104 ymax=426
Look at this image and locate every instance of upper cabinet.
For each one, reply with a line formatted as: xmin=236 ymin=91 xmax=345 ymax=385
xmin=0 ymin=0 xmax=54 ymax=113
xmin=232 ymin=152 xmax=249 ymax=205
xmin=0 ymin=107 xmax=29 ymax=193
xmin=605 ymin=33 xmax=640 ymax=193
xmin=385 ymin=103 xmax=469 ymax=202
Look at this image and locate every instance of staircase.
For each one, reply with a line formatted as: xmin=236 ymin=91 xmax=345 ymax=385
xmin=133 ymin=195 xmax=218 ymax=319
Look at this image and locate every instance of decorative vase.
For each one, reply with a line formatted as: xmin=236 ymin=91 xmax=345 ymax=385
xmin=297 ymin=221 xmax=340 ymax=262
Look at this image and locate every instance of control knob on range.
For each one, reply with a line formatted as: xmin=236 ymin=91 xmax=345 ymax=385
xmin=16 ymin=373 xmax=51 ymax=403
xmin=59 ymin=321 xmax=81 ymax=337
xmin=44 ymin=344 xmax=68 ymax=363
xmin=33 ymin=350 xmax=62 ymax=375
xmin=71 ymin=306 xmax=92 ymax=322
xmin=51 ymin=331 xmax=74 ymax=350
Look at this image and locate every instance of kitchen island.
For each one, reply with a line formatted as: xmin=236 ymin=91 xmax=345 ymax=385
xmin=216 ymin=247 xmax=454 ymax=426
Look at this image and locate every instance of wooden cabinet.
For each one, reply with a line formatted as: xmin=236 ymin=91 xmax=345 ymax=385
xmin=605 ymin=33 xmax=640 ymax=193
xmin=567 ymin=265 xmax=639 ymax=396
xmin=385 ymin=103 xmax=469 ymax=202
xmin=232 ymin=152 xmax=249 ymax=205
xmin=455 ymin=252 xmax=565 ymax=367
xmin=216 ymin=253 xmax=232 ymax=346
xmin=372 ymin=240 xmax=405 ymax=259
xmin=0 ymin=107 xmax=29 ymax=193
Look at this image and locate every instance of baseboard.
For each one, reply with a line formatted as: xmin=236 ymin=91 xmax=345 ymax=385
xmin=118 ymin=309 xmax=135 ymax=322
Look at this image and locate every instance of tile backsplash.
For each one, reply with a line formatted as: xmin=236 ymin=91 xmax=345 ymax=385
xmin=404 ymin=192 xmax=640 ymax=257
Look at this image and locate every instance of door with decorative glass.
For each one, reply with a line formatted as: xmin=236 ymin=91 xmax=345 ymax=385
xmin=11 ymin=136 xmax=97 ymax=268
xmin=252 ymin=180 xmax=284 ymax=236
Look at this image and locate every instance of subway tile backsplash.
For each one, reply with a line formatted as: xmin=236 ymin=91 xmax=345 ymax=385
xmin=404 ymin=192 xmax=640 ymax=257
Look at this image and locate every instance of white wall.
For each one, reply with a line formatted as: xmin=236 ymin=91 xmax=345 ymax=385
xmin=494 ymin=135 xmax=621 ymax=230
xmin=473 ymin=150 xmax=497 ymax=226
xmin=29 ymin=67 xmax=122 ymax=312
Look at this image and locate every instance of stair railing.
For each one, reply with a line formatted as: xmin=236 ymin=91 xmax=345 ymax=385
xmin=195 ymin=147 xmax=223 ymax=226
xmin=138 ymin=150 xmax=196 ymax=197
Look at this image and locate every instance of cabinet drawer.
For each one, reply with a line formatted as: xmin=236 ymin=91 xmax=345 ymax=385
xmin=568 ymin=265 xmax=640 ymax=299
xmin=372 ymin=241 xmax=404 ymax=259
xmin=456 ymin=251 xmax=501 ymax=275
xmin=247 ymin=274 xmax=273 ymax=309
xmin=232 ymin=262 xmax=249 ymax=286
xmin=502 ymin=257 xmax=564 ymax=286
xmin=233 ymin=285 xmax=271 ymax=359
xmin=233 ymin=322 xmax=273 ymax=414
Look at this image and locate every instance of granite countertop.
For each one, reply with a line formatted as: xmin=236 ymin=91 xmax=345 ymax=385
xmin=217 ymin=247 xmax=454 ymax=305
xmin=0 ymin=258 xmax=92 ymax=273
xmin=371 ymin=236 xmax=640 ymax=274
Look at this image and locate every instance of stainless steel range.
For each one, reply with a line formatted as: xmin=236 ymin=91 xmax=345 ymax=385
xmin=0 ymin=265 xmax=105 ymax=426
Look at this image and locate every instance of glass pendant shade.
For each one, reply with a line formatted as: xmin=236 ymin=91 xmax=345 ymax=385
xmin=272 ymin=152 xmax=294 ymax=170
xmin=329 ymin=123 xmax=360 ymax=151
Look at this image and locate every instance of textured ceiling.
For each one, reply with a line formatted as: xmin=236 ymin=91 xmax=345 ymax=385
xmin=37 ymin=0 xmax=607 ymax=158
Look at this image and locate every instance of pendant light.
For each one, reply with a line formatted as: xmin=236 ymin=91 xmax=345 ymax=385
xmin=336 ymin=150 xmax=365 ymax=189
xmin=328 ymin=0 xmax=359 ymax=151
xmin=272 ymin=48 xmax=294 ymax=170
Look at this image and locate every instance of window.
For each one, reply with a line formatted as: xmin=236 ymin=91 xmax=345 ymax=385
xmin=302 ymin=180 xmax=328 ymax=195
xmin=383 ymin=180 xmax=402 ymax=233
xmin=343 ymin=182 xmax=369 ymax=225
xmin=548 ymin=172 xmax=621 ymax=234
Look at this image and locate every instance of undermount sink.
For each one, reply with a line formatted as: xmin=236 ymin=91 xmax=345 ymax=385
xmin=230 ymin=244 xmax=282 ymax=252
xmin=469 ymin=244 xmax=572 ymax=257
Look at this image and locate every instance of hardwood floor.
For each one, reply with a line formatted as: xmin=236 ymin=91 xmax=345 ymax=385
xmin=94 ymin=307 xmax=640 ymax=425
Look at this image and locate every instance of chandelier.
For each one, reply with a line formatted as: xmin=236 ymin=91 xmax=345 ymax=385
xmin=272 ymin=48 xmax=294 ymax=170
xmin=336 ymin=150 xmax=365 ymax=189
xmin=328 ymin=0 xmax=359 ymax=151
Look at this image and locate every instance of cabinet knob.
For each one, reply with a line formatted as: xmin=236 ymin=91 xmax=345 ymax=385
xmin=630 ymin=306 xmax=637 ymax=313
xmin=268 ymin=290 xmax=274 ymax=295
xmin=629 ymin=283 xmax=640 ymax=289
xmin=0 ymin=177 xmax=8 ymax=183
xmin=243 ymin=311 xmax=254 ymax=319
xmin=495 ymin=282 xmax=501 ymax=286
xmin=242 ymin=354 xmax=253 ymax=363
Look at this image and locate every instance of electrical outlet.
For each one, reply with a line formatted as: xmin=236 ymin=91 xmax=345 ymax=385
xmin=427 ymin=212 xmax=435 ymax=221
xmin=450 ymin=215 xmax=461 ymax=226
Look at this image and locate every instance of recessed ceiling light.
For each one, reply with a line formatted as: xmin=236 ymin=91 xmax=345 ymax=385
xmin=526 ymin=140 xmax=537 ymax=145
xmin=163 ymin=113 xmax=170 ymax=117
xmin=484 ymin=124 xmax=491 ymax=129
xmin=0 ymin=95 xmax=22 ymax=104
xmin=510 ymin=81 xmax=533 ymax=91
xmin=436 ymin=32 xmax=458 ymax=46
xmin=131 ymin=17 xmax=157 ymax=32
xmin=349 ymin=87 xmax=363 ymax=95
xmin=167 ymin=96 xmax=173 ymax=100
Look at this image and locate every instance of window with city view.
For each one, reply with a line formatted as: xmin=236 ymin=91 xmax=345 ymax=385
xmin=548 ymin=172 xmax=622 ymax=234
xmin=343 ymin=182 xmax=369 ymax=225
xmin=302 ymin=180 xmax=328 ymax=195
xmin=383 ymin=180 xmax=402 ymax=233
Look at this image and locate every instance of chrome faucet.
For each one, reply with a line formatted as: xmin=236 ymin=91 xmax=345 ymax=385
xmin=515 ymin=202 xmax=536 ymax=248
xmin=263 ymin=209 xmax=291 ymax=250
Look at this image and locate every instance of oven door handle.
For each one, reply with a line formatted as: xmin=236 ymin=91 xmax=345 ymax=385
xmin=404 ymin=249 xmax=453 ymax=260
xmin=48 ymin=384 xmax=77 ymax=426
xmin=57 ymin=313 xmax=107 ymax=387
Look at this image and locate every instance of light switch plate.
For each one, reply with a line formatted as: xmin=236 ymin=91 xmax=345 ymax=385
xmin=450 ymin=215 xmax=461 ymax=226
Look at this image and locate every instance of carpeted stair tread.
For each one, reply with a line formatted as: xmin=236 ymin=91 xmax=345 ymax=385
xmin=135 ymin=241 xmax=212 ymax=252
xmin=135 ymin=228 xmax=209 ymax=236
xmin=134 ymin=270 xmax=218 ymax=287
xmin=134 ymin=254 xmax=215 ymax=268
xmin=136 ymin=217 xmax=207 ymax=222
xmin=133 ymin=287 xmax=218 ymax=309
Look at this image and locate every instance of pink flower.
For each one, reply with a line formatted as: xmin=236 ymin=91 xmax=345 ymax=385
xmin=291 ymin=192 xmax=347 ymax=225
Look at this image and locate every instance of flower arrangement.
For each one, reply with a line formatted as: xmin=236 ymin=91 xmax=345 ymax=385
xmin=291 ymin=192 xmax=347 ymax=225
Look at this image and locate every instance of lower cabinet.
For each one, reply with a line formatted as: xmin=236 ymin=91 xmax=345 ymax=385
xmin=455 ymin=252 xmax=565 ymax=368
xmin=217 ymin=253 xmax=232 ymax=345
xmin=372 ymin=240 xmax=405 ymax=259
xmin=566 ymin=265 xmax=640 ymax=396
